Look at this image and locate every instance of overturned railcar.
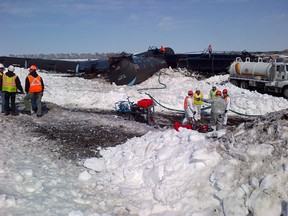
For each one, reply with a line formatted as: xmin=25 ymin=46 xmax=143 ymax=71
xmin=78 ymin=60 xmax=110 ymax=74
xmin=175 ymin=51 xmax=257 ymax=73
xmin=108 ymin=53 xmax=167 ymax=86
xmin=0 ymin=56 xmax=80 ymax=73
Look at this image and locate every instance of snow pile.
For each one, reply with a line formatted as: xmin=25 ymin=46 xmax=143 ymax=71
xmin=81 ymin=109 xmax=288 ymax=215
xmin=0 ymin=67 xmax=288 ymax=215
xmin=15 ymin=67 xmax=288 ymax=115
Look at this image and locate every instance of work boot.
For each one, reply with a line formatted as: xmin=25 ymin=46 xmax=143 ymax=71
xmin=23 ymin=110 xmax=31 ymax=115
xmin=4 ymin=112 xmax=10 ymax=116
xmin=11 ymin=112 xmax=19 ymax=116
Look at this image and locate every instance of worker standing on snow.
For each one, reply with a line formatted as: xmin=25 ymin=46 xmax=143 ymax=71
xmin=0 ymin=65 xmax=24 ymax=116
xmin=222 ymin=89 xmax=231 ymax=126
xmin=24 ymin=65 xmax=45 ymax=117
xmin=193 ymin=89 xmax=203 ymax=121
xmin=0 ymin=63 xmax=6 ymax=113
xmin=203 ymin=90 xmax=227 ymax=131
xmin=182 ymin=90 xmax=195 ymax=125
xmin=210 ymin=84 xmax=218 ymax=99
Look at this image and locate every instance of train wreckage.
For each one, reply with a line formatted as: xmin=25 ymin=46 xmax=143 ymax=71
xmin=0 ymin=46 xmax=256 ymax=86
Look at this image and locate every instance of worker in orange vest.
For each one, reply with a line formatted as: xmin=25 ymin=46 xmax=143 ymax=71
xmin=0 ymin=63 xmax=6 ymax=113
xmin=182 ymin=90 xmax=195 ymax=125
xmin=222 ymin=89 xmax=231 ymax=126
xmin=23 ymin=65 xmax=44 ymax=117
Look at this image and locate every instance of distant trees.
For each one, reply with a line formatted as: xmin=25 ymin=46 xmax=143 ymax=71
xmin=8 ymin=52 xmax=119 ymax=60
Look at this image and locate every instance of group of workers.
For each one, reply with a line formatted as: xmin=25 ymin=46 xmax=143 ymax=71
xmin=183 ymin=85 xmax=231 ymax=131
xmin=0 ymin=64 xmax=44 ymax=117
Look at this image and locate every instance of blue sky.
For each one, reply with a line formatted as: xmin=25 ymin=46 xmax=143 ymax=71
xmin=1 ymin=0 xmax=287 ymax=55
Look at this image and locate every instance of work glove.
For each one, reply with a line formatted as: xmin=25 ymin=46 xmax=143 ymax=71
xmin=225 ymin=110 xmax=228 ymax=113
xmin=193 ymin=111 xmax=196 ymax=115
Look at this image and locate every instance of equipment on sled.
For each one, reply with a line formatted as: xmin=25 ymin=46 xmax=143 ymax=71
xmin=115 ymin=98 xmax=155 ymax=125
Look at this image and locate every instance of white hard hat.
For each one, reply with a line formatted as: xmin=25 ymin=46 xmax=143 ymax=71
xmin=8 ymin=65 xmax=15 ymax=72
xmin=0 ymin=63 xmax=4 ymax=68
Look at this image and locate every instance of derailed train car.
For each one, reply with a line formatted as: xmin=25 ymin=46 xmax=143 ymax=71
xmin=108 ymin=52 xmax=167 ymax=86
xmin=0 ymin=46 xmax=257 ymax=86
xmin=0 ymin=56 xmax=79 ymax=73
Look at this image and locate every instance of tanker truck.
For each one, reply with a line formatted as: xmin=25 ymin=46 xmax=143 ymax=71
xmin=228 ymin=57 xmax=288 ymax=98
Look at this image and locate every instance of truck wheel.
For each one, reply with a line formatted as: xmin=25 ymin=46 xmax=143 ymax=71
xmin=282 ymin=87 xmax=288 ymax=98
xmin=240 ymin=81 xmax=249 ymax=89
xmin=230 ymin=80 xmax=239 ymax=87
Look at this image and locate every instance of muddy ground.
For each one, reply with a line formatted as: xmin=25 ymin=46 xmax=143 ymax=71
xmin=10 ymin=102 xmax=253 ymax=160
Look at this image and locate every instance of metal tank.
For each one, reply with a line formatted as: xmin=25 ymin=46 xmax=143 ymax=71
xmin=229 ymin=58 xmax=273 ymax=81
xmin=108 ymin=53 xmax=167 ymax=86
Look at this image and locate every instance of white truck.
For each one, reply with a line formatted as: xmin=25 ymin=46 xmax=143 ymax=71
xmin=229 ymin=57 xmax=288 ymax=98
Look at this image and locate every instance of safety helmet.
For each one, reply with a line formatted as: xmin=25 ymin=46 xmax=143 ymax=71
xmin=188 ymin=90 xmax=193 ymax=95
xmin=223 ymin=89 xmax=228 ymax=94
xmin=8 ymin=65 xmax=15 ymax=72
xmin=29 ymin=65 xmax=37 ymax=70
xmin=216 ymin=90 xmax=222 ymax=96
xmin=0 ymin=63 xmax=4 ymax=69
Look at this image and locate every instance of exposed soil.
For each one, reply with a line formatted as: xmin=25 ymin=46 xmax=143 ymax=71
xmin=11 ymin=102 xmax=253 ymax=161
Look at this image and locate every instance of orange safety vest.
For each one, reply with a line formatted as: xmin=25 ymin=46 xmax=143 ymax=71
xmin=28 ymin=75 xmax=43 ymax=92
xmin=184 ymin=96 xmax=194 ymax=109
xmin=2 ymin=74 xmax=17 ymax=92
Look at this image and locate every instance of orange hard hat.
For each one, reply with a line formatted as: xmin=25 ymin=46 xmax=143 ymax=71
xmin=29 ymin=65 xmax=37 ymax=70
xmin=223 ymin=89 xmax=228 ymax=94
xmin=216 ymin=90 xmax=222 ymax=96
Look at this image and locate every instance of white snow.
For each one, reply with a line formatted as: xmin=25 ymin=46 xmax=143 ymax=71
xmin=1 ymin=67 xmax=288 ymax=215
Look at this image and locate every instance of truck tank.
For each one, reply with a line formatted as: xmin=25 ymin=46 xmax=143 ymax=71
xmin=229 ymin=58 xmax=275 ymax=81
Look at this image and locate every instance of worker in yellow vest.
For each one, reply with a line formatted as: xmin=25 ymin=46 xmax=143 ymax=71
xmin=193 ymin=89 xmax=203 ymax=121
xmin=0 ymin=65 xmax=24 ymax=115
xmin=209 ymin=84 xmax=218 ymax=99
xmin=23 ymin=65 xmax=45 ymax=117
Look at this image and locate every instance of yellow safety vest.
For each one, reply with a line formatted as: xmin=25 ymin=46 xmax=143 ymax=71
xmin=193 ymin=92 xmax=203 ymax=105
xmin=210 ymin=89 xmax=218 ymax=99
xmin=2 ymin=74 xmax=17 ymax=92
